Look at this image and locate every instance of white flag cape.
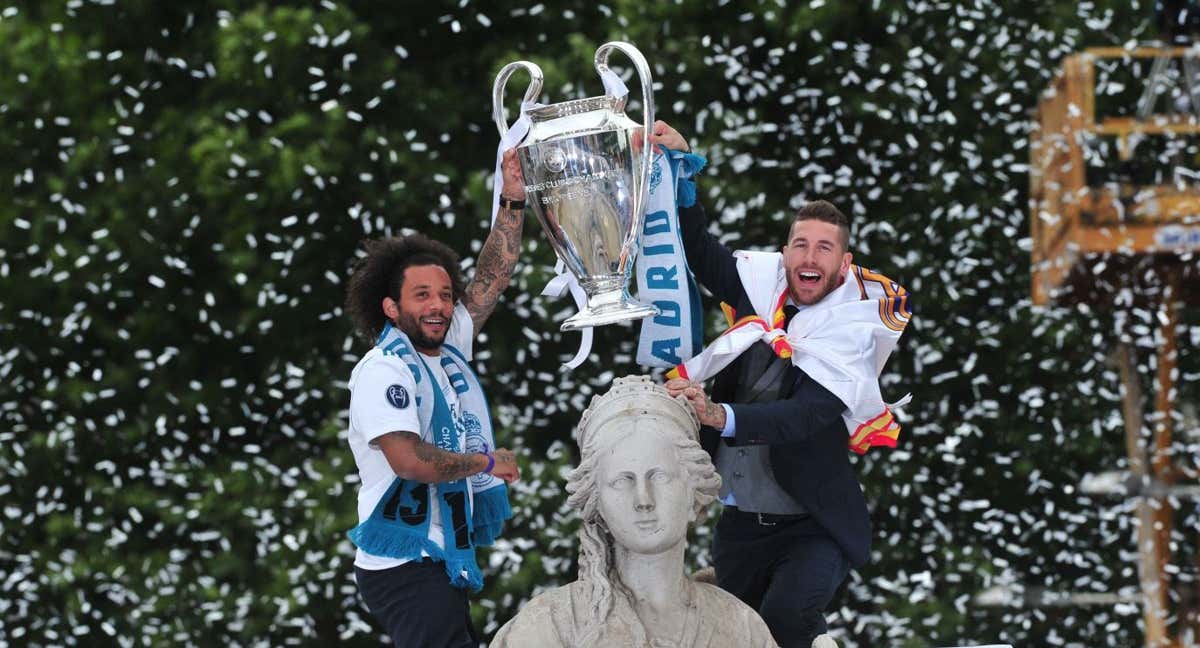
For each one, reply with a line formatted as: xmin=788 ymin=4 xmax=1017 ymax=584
xmin=667 ymin=251 xmax=912 ymax=454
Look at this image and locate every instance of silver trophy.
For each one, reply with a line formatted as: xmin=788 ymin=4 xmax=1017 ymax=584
xmin=493 ymin=41 xmax=659 ymax=331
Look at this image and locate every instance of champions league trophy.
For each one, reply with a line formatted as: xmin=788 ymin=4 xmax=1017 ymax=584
xmin=492 ymin=42 xmax=660 ymax=331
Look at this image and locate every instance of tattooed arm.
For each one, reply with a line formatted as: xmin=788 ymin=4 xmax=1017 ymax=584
xmin=376 ymin=431 xmax=520 ymax=483
xmin=461 ymin=148 xmax=526 ymax=336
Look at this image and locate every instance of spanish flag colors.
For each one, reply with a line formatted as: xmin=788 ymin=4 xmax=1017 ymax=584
xmin=668 ymin=251 xmax=911 ymax=455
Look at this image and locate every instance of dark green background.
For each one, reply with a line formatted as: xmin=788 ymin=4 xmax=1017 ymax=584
xmin=2 ymin=1 xmax=1197 ymax=645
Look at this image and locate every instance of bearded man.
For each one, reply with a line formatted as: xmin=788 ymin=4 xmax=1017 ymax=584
xmin=650 ymin=121 xmax=912 ymax=648
xmin=342 ymin=151 xmax=526 ymax=647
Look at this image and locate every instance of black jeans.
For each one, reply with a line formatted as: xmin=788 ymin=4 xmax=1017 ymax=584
xmin=712 ymin=510 xmax=850 ymax=648
xmin=355 ymin=559 xmax=479 ymax=648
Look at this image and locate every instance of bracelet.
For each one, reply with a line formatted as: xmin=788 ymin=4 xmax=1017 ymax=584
xmin=481 ymin=452 xmax=496 ymax=474
xmin=499 ymin=196 xmax=526 ymax=211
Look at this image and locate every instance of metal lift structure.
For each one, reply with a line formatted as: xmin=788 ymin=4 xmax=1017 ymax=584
xmin=1030 ymin=44 xmax=1200 ymax=647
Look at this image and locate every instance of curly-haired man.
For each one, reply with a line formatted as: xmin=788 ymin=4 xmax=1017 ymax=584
xmin=343 ymin=149 xmax=526 ymax=648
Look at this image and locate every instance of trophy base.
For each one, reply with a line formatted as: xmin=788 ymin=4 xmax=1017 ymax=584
xmin=561 ymin=290 xmax=659 ymax=331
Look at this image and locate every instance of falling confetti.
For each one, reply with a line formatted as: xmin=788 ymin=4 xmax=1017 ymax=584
xmin=0 ymin=2 xmax=1197 ymax=646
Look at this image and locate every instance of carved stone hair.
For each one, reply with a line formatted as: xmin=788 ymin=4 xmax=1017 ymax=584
xmin=564 ymin=375 xmax=722 ymax=647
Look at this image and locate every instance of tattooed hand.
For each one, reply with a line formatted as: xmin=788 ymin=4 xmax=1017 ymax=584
xmin=489 ymin=447 xmax=521 ymax=483
xmin=665 ymin=378 xmax=726 ymax=429
xmin=499 ymin=148 xmax=526 ymax=201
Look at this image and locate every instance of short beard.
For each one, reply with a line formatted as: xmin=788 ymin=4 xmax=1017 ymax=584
xmin=792 ymin=271 xmax=841 ymax=305
xmin=395 ymin=311 xmax=445 ymax=352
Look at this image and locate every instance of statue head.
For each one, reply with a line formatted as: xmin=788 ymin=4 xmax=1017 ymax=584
xmin=565 ymin=376 xmax=722 ymax=640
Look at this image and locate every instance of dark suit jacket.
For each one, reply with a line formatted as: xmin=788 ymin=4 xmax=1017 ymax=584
xmin=679 ymin=201 xmax=871 ymax=568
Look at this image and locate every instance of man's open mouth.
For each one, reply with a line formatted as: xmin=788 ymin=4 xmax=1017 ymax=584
xmin=421 ymin=316 xmax=448 ymax=330
xmin=797 ymin=270 xmax=822 ymax=285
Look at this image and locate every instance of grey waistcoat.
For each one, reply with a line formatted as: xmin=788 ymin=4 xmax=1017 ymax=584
xmin=716 ymin=342 xmax=807 ymax=515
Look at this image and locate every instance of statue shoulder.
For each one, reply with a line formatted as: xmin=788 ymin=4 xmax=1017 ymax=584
xmin=491 ymin=584 xmax=579 ymax=648
xmin=692 ymin=580 xmax=750 ymax=607
xmin=691 ymin=582 xmax=779 ymax=648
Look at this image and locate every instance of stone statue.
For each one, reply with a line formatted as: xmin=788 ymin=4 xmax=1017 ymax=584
xmin=492 ymin=376 xmax=778 ymax=648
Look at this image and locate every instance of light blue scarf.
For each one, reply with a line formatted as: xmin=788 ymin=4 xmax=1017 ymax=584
xmin=347 ymin=323 xmax=511 ymax=591
xmin=635 ymin=148 xmax=706 ymax=367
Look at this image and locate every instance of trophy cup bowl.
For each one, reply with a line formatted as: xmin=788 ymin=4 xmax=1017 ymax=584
xmin=493 ymin=42 xmax=660 ymax=331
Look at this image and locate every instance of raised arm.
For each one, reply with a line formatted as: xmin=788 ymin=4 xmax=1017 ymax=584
xmin=678 ymin=201 xmax=745 ymax=306
xmin=648 ymin=120 xmax=743 ymax=305
xmin=461 ymin=148 xmax=525 ymax=335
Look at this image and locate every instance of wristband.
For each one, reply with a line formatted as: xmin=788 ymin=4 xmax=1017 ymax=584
xmin=481 ymin=452 xmax=496 ymax=474
xmin=499 ymin=196 xmax=526 ymax=211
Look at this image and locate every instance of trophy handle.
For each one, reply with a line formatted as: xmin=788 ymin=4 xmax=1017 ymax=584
xmin=492 ymin=61 xmax=544 ymax=138
xmin=594 ymin=42 xmax=655 ymax=215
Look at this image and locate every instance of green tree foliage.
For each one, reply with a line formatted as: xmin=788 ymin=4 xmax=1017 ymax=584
xmin=2 ymin=1 xmax=1196 ymax=646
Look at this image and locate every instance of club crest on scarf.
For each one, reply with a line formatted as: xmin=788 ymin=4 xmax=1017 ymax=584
xmin=648 ymin=155 xmax=663 ymax=194
xmin=462 ymin=414 xmax=493 ymax=489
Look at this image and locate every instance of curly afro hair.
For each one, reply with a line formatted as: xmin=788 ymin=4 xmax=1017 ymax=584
xmin=345 ymin=234 xmax=466 ymax=341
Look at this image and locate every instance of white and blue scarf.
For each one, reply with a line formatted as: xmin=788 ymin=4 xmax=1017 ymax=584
xmin=634 ymin=148 xmax=706 ymax=368
xmin=347 ymin=323 xmax=511 ymax=591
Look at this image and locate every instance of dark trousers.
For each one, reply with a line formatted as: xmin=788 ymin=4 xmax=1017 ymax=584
xmin=713 ymin=509 xmax=850 ymax=648
xmin=355 ymin=559 xmax=479 ymax=648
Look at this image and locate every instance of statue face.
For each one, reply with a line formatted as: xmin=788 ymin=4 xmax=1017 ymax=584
xmin=595 ymin=420 xmax=693 ymax=555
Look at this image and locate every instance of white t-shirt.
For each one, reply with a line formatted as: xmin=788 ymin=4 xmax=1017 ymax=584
xmin=348 ymin=303 xmax=474 ymax=570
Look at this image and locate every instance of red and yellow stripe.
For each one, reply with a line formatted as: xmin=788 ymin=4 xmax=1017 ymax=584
xmin=720 ymin=302 xmax=737 ymax=328
xmin=770 ymin=292 xmax=788 ymax=330
xmin=848 ymin=409 xmax=901 ymax=455
xmin=723 ymin=315 xmax=792 ymax=359
xmin=770 ymin=335 xmax=793 ymax=359
xmin=666 ymin=312 xmax=794 ymax=380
